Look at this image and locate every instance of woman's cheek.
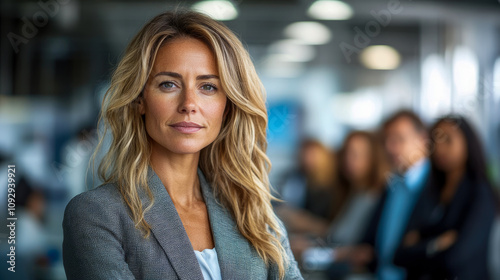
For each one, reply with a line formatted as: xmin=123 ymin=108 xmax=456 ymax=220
xmin=204 ymin=97 xmax=226 ymax=123
xmin=149 ymin=95 xmax=175 ymax=119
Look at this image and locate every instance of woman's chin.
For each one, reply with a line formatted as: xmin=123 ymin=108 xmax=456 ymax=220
xmin=170 ymin=148 xmax=202 ymax=155
xmin=165 ymin=142 xmax=209 ymax=155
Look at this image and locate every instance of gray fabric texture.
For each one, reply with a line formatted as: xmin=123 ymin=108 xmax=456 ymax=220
xmin=62 ymin=165 xmax=303 ymax=280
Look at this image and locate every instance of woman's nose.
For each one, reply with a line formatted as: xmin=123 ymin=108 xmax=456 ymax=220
xmin=177 ymin=87 xmax=198 ymax=114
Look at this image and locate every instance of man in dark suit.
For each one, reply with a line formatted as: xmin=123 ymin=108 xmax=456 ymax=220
xmin=331 ymin=110 xmax=431 ymax=280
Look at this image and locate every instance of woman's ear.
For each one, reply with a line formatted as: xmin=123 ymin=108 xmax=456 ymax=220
xmin=136 ymin=93 xmax=145 ymax=115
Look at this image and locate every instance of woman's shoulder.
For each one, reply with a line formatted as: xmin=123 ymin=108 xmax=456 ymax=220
xmin=469 ymin=178 xmax=497 ymax=211
xmin=64 ymin=182 xmax=126 ymax=218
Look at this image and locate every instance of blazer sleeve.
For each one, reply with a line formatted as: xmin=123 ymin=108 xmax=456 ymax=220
xmin=392 ymin=185 xmax=436 ymax=270
xmin=62 ymin=188 xmax=136 ymax=280
xmin=442 ymin=183 xmax=496 ymax=277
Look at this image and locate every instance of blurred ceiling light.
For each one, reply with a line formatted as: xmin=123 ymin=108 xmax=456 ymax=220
xmin=268 ymin=40 xmax=316 ymax=62
xmin=331 ymin=91 xmax=382 ymax=128
xmin=192 ymin=0 xmax=238 ymax=21
xmin=307 ymin=0 xmax=353 ymax=20
xmin=452 ymin=46 xmax=478 ymax=96
xmin=284 ymin=22 xmax=332 ymax=45
xmin=260 ymin=54 xmax=304 ymax=78
xmin=57 ymin=0 xmax=80 ymax=29
xmin=421 ymin=54 xmax=451 ymax=118
xmin=359 ymin=45 xmax=401 ymax=70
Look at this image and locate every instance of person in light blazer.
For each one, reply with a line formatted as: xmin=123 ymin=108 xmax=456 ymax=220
xmin=62 ymin=10 xmax=303 ymax=280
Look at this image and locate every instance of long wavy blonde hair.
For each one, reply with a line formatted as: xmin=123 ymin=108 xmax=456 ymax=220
xmin=91 ymin=9 xmax=289 ymax=278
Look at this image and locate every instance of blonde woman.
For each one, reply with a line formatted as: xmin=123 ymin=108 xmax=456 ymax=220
xmin=62 ymin=10 xmax=303 ymax=280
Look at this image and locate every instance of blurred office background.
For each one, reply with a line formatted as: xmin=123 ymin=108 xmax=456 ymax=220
xmin=1 ymin=0 xmax=500 ymax=279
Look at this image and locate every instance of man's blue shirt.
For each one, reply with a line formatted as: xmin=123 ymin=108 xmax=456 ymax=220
xmin=376 ymin=158 xmax=431 ymax=280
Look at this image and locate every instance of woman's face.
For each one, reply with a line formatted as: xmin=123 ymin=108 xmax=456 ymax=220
xmin=139 ymin=37 xmax=227 ymax=155
xmin=344 ymin=136 xmax=371 ymax=184
xmin=300 ymin=145 xmax=323 ymax=174
xmin=432 ymin=122 xmax=467 ymax=173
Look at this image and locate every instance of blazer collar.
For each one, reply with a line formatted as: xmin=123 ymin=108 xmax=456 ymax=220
xmin=141 ymin=165 xmax=204 ymax=279
xmin=142 ymin=165 xmax=260 ymax=279
xmin=196 ymin=167 xmax=263 ymax=279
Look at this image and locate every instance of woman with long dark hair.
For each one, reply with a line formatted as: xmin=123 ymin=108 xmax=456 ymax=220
xmin=394 ymin=115 xmax=498 ymax=279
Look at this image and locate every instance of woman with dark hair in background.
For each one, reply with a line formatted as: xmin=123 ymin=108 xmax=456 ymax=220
xmin=394 ymin=115 xmax=498 ymax=280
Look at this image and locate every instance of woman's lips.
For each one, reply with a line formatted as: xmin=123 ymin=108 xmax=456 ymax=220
xmin=169 ymin=121 xmax=203 ymax=133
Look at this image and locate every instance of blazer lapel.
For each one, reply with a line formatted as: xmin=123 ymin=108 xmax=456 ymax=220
xmin=197 ymin=168 xmax=264 ymax=279
xmin=141 ymin=165 xmax=204 ymax=280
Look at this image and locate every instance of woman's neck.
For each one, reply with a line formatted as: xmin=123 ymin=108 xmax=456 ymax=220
xmin=150 ymin=142 xmax=202 ymax=207
xmin=441 ymin=165 xmax=465 ymax=203
xmin=349 ymin=177 xmax=370 ymax=192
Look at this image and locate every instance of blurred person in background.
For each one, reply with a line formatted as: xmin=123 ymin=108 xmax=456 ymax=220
xmin=0 ymin=177 xmax=49 ymax=280
xmin=393 ymin=115 xmax=499 ymax=279
xmin=276 ymin=139 xmax=338 ymax=237
xmin=330 ymin=110 xmax=431 ymax=280
xmin=326 ymin=131 xmax=388 ymax=246
xmin=298 ymin=131 xmax=388 ymax=273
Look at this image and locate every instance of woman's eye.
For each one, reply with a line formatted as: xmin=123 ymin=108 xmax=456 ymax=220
xmin=160 ymin=81 xmax=176 ymax=90
xmin=201 ymin=84 xmax=217 ymax=92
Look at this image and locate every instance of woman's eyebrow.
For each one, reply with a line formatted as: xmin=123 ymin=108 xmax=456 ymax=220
xmin=196 ymin=74 xmax=219 ymax=80
xmin=153 ymin=72 xmax=219 ymax=80
xmin=154 ymin=71 xmax=182 ymax=78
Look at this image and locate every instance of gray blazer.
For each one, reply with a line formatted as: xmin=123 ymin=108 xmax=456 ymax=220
xmin=62 ymin=165 xmax=303 ymax=279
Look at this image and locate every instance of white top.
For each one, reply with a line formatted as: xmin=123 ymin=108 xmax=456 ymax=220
xmin=194 ymin=248 xmax=222 ymax=280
